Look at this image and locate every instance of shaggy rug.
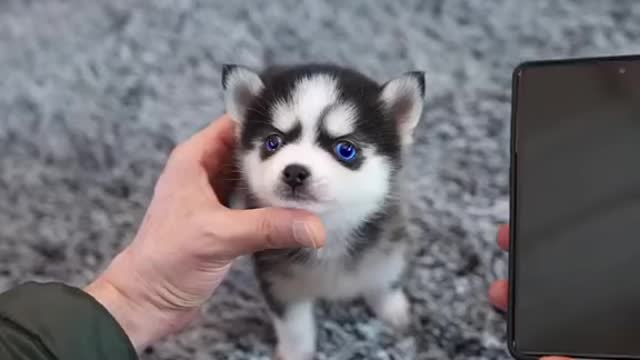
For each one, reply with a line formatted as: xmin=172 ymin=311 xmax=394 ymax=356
xmin=2 ymin=0 xmax=640 ymax=359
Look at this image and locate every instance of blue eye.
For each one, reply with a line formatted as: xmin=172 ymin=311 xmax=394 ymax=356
xmin=334 ymin=141 xmax=358 ymax=162
xmin=264 ymin=134 xmax=283 ymax=152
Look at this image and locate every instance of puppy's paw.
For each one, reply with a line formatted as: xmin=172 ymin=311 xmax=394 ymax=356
xmin=275 ymin=342 xmax=314 ymax=360
xmin=272 ymin=301 xmax=316 ymax=360
xmin=367 ymin=289 xmax=411 ymax=330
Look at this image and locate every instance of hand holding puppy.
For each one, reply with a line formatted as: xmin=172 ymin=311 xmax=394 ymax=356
xmin=85 ymin=114 xmax=326 ymax=352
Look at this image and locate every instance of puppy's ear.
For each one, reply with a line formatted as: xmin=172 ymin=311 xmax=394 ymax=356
xmin=379 ymin=71 xmax=425 ymax=145
xmin=222 ymin=64 xmax=264 ymax=126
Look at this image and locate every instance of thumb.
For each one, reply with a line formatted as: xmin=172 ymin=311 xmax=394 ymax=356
xmin=218 ymin=208 xmax=326 ymax=257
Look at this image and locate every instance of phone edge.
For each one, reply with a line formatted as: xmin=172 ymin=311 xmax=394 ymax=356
xmin=506 ymin=53 xmax=640 ymax=360
xmin=507 ymin=59 xmax=526 ymax=360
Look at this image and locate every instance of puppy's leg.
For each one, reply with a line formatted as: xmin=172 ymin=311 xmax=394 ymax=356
xmin=364 ymin=284 xmax=411 ymax=330
xmin=254 ymin=254 xmax=316 ymax=360
xmin=363 ymin=248 xmax=411 ymax=330
xmin=273 ymin=301 xmax=316 ymax=360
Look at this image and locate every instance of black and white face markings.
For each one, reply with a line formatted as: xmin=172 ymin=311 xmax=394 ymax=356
xmin=222 ymin=63 xmax=426 ymax=360
xmin=222 ymin=62 xmax=425 ymax=242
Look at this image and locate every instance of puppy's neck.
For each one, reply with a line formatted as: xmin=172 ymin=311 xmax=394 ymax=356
xmin=313 ymin=203 xmax=376 ymax=260
xmin=232 ymin=186 xmax=387 ymax=261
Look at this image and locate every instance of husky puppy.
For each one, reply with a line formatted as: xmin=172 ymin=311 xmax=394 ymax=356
xmin=222 ymin=63 xmax=424 ymax=360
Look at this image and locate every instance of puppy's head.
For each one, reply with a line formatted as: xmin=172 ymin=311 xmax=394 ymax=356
xmin=222 ymin=64 xmax=424 ymax=215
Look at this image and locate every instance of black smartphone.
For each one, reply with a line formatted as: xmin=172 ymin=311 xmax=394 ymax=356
xmin=509 ymin=54 xmax=640 ymax=359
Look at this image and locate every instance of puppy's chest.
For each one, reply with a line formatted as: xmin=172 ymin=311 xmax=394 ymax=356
xmin=271 ymin=241 xmax=407 ymax=301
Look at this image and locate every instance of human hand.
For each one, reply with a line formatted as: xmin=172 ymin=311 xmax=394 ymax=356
xmin=489 ymin=225 xmax=571 ymax=360
xmin=84 ymin=114 xmax=326 ymax=352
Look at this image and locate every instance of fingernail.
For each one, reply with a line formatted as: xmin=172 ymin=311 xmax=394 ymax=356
xmin=292 ymin=220 xmax=320 ymax=248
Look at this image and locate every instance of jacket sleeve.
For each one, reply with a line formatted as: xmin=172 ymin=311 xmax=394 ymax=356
xmin=0 ymin=281 xmax=138 ymax=360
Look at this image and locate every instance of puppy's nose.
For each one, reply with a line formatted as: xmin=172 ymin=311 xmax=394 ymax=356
xmin=282 ymin=164 xmax=310 ymax=188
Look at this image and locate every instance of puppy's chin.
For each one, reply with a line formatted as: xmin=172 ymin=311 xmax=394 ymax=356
xmin=257 ymin=191 xmax=331 ymax=214
xmin=273 ymin=198 xmax=328 ymax=213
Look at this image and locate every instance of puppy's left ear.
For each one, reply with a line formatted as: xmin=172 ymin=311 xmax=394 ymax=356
xmin=379 ymin=71 xmax=425 ymax=145
xmin=222 ymin=64 xmax=264 ymax=126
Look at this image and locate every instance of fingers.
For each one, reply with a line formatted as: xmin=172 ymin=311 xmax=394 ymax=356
xmin=491 ymin=225 xmax=510 ymax=311
xmin=493 ymin=225 xmax=573 ymax=360
xmin=195 ymin=116 xmax=237 ymax=176
xmin=171 ymin=115 xmax=237 ymax=176
xmin=188 ymin=115 xmax=236 ymax=159
xmin=489 ymin=280 xmax=508 ymax=312
xmin=498 ymin=224 xmax=510 ymax=251
xmin=166 ymin=114 xmax=239 ymax=202
xmin=214 ymin=208 xmax=326 ymax=259
xmin=210 ymin=159 xmax=239 ymax=205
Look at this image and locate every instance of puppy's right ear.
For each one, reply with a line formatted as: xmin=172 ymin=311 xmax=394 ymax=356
xmin=222 ymin=64 xmax=264 ymax=125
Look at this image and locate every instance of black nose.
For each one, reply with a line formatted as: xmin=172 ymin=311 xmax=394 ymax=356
xmin=282 ymin=164 xmax=310 ymax=188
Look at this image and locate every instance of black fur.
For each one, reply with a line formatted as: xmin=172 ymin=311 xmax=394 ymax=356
xmin=227 ymin=64 xmax=422 ymax=323
xmin=254 ymin=261 xmax=287 ymax=317
xmin=316 ymin=123 xmax=366 ymax=170
xmin=258 ymin=121 xmax=303 ymax=160
xmin=405 ymin=71 xmax=426 ymax=97
xmin=346 ymin=200 xmax=399 ymax=261
xmin=237 ymin=64 xmax=405 ymax=168
xmin=221 ymin=64 xmax=236 ymax=90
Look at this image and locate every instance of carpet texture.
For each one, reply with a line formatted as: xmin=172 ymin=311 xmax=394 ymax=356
xmin=2 ymin=1 xmax=640 ymax=359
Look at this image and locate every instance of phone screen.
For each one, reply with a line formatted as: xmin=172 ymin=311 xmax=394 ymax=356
xmin=511 ymin=57 xmax=640 ymax=358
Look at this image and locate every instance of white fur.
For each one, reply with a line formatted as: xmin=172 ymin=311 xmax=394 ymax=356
xmin=271 ymin=243 xmax=407 ymax=302
xmin=242 ymin=140 xmax=391 ymax=258
xmin=272 ymin=75 xmax=339 ymax=137
xmin=271 ymin=98 xmax=299 ymax=133
xmin=273 ymin=244 xmax=408 ymax=360
xmin=380 ymin=75 xmax=424 ymax=145
xmin=242 ymin=74 xmax=392 ymax=259
xmin=223 ymin=66 xmax=264 ymax=127
xmin=274 ymin=301 xmax=316 ymax=360
xmin=292 ymin=75 xmax=340 ymax=134
xmin=323 ymin=103 xmax=357 ymax=137
xmin=225 ymin=68 xmax=421 ymax=360
xmin=365 ymin=288 xmax=411 ymax=330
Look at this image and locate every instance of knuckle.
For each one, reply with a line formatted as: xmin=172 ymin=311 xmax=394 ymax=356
xmin=197 ymin=212 xmax=220 ymax=237
xmin=151 ymin=171 xmax=172 ymax=198
xmin=168 ymin=144 xmax=188 ymax=163
xmin=193 ymin=213 xmax=226 ymax=255
xmin=257 ymin=217 xmax=278 ymax=249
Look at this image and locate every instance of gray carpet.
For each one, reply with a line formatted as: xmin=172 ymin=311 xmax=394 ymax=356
xmin=1 ymin=1 xmax=640 ymax=359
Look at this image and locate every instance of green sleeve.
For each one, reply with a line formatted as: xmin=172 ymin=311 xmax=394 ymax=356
xmin=0 ymin=282 xmax=137 ymax=360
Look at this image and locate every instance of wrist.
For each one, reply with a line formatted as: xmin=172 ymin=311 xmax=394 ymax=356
xmin=84 ymin=251 xmax=198 ymax=352
xmin=85 ymin=277 xmax=154 ymax=352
